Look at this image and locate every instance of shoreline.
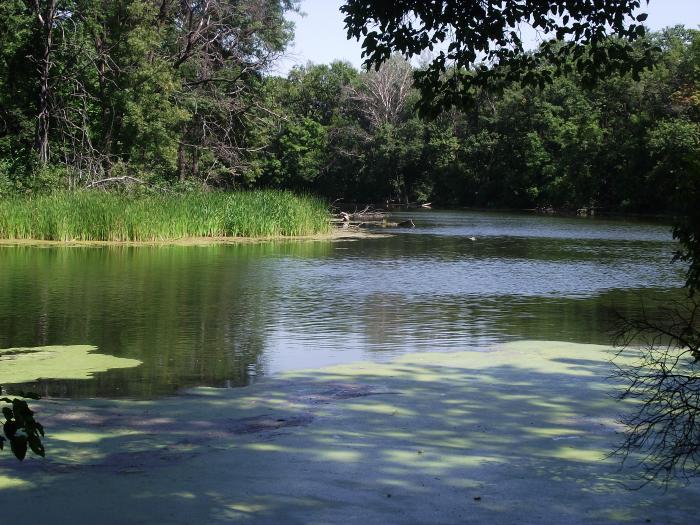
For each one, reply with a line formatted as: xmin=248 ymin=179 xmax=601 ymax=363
xmin=0 ymin=228 xmax=390 ymax=247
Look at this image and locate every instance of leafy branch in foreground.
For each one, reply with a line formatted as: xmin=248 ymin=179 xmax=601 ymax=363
xmin=342 ymin=0 xmax=656 ymax=114
xmin=612 ymin=297 xmax=700 ymax=485
xmin=1 ymin=388 xmax=45 ymax=460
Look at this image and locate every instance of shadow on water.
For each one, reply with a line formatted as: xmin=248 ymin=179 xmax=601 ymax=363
xmin=1 ymin=342 xmax=698 ymax=523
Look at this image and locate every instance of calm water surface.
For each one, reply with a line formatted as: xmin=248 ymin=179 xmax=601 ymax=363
xmin=0 ymin=210 xmax=685 ymax=398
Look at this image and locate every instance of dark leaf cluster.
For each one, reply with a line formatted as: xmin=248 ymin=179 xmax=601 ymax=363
xmin=1 ymin=388 xmax=45 ymax=461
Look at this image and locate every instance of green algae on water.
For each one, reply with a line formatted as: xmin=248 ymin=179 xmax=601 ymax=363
xmin=0 ymin=345 xmax=141 ymax=384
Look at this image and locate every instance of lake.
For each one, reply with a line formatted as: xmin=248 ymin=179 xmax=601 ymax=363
xmin=0 ymin=210 xmax=684 ymax=398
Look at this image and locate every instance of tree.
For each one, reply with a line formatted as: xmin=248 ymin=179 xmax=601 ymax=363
xmin=347 ymin=57 xmax=416 ymax=202
xmin=284 ymin=61 xmax=359 ymax=126
xmin=0 ymin=0 xmax=300 ymax=187
xmin=167 ymin=0 xmax=299 ymax=185
xmin=29 ymin=0 xmax=58 ymax=164
xmin=612 ymin=36 xmax=700 ymax=483
xmin=261 ymin=116 xmax=328 ymax=189
xmin=670 ymin=32 xmax=700 ymax=295
xmin=341 ymin=0 xmax=655 ymax=114
xmin=348 ymin=56 xmax=414 ymax=129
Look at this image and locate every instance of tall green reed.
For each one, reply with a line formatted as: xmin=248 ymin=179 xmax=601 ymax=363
xmin=0 ymin=190 xmax=331 ymax=241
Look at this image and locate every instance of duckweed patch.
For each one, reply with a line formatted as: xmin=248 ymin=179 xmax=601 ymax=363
xmin=0 ymin=345 xmax=141 ymax=384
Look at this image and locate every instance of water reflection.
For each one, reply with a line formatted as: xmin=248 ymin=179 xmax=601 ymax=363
xmin=0 ymin=210 xmax=686 ymax=398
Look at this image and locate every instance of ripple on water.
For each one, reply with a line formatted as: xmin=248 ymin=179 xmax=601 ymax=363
xmin=0 ymin=210 xmax=684 ymax=397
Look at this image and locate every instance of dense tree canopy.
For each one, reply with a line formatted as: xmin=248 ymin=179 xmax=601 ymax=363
xmin=0 ymin=0 xmax=299 ymax=188
xmin=1 ymin=9 xmax=697 ymax=223
xmin=0 ymin=2 xmax=697 ymax=272
xmin=0 ymin=1 xmax=694 ymax=230
xmin=258 ymin=28 xmax=698 ymax=216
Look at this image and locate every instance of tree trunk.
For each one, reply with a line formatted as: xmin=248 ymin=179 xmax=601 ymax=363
xmin=192 ymin=148 xmax=199 ymax=179
xmin=95 ymin=33 xmax=113 ymax=175
xmin=33 ymin=0 xmax=57 ymax=165
xmin=178 ymin=141 xmax=186 ymax=181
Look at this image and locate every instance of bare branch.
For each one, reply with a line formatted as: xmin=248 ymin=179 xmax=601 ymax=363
xmin=612 ymin=295 xmax=700 ymax=485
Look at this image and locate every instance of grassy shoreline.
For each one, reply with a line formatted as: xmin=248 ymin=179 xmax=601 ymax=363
xmin=0 ymin=229 xmax=381 ymax=247
xmin=0 ymin=190 xmax=331 ymax=242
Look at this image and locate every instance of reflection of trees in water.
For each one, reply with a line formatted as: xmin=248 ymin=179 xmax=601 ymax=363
xmin=0 ymin=243 xmax=331 ymax=398
xmin=360 ymin=293 xmax=407 ymax=349
xmin=352 ymin=288 xmax=683 ymax=354
xmin=0 ymin=234 xmax=679 ymax=398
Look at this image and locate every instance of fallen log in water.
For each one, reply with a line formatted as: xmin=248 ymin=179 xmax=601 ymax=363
xmin=355 ymin=218 xmax=415 ymax=229
xmin=386 ymin=202 xmax=432 ymax=209
xmin=349 ymin=212 xmax=387 ymax=221
xmin=333 ymin=207 xmax=414 ymax=229
xmin=338 ymin=207 xmax=387 ymax=222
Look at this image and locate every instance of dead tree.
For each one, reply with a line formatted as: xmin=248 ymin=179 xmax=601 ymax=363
xmin=168 ymin=0 xmax=292 ymax=183
xmin=350 ymin=56 xmax=414 ymax=129
xmin=29 ymin=0 xmax=59 ymax=164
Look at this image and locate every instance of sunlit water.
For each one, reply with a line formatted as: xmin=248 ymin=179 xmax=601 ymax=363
xmin=0 ymin=210 xmax=685 ymax=398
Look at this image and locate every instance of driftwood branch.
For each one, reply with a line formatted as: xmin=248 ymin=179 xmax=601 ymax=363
xmin=334 ymin=207 xmax=415 ymax=229
xmin=85 ymin=176 xmax=145 ymax=188
xmin=612 ymin=295 xmax=700 ymax=486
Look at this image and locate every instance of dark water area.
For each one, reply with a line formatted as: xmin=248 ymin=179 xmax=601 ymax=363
xmin=0 ymin=210 xmax=685 ymax=398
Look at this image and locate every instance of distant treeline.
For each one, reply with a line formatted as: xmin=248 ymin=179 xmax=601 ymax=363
xmin=0 ymin=1 xmax=698 ymax=212
xmin=267 ymin=27 xmax=700 ymax=213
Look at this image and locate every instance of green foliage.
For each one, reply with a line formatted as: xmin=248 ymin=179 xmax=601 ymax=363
xmin=262 ymin=117 xmax=328 ymax=188
xmin=0 ymin=0 xmax=697 ymax=288
xmin=672 ymin=157 xmax=700 ymax=294
xmin=0 ymin=190 xmax=330 ymax=241
xmin=1 ymin=388 xmax=44 ymax=461
xmin=284 ymin=61 xmax=360 ymax=125
xmin=0 ymin=0 xmax=299 ymax=184
xmin=341 ymin=0 xmax=657 ymax=115
xmin=251 ymin=27 xmax=699 ymax=217
xmin=0 ymin=0 xmax=692 ymax=218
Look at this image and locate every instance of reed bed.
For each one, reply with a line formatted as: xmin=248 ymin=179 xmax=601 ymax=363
xmin=0 ymin=190 xmax=331 ymax=241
